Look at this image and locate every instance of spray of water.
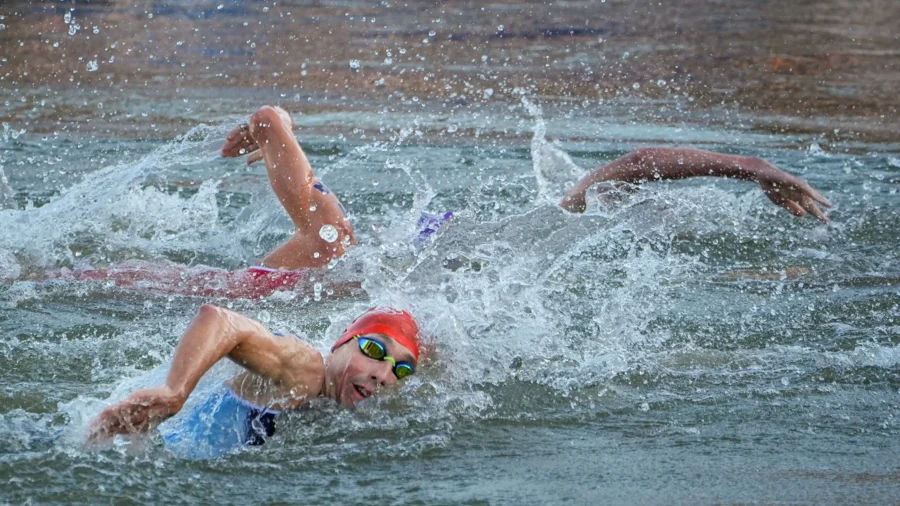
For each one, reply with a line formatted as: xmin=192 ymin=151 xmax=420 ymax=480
xmin=4 ymin=97 xmax=870 ymax=460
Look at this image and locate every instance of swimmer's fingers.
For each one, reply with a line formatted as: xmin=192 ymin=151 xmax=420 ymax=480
xmin=761 ymin=179 xmax=832 ymax=222
xmin=762 ymin=184 xmax=805 ymax=218
xmin=88 ymin=388 xmax=183 ymax=440
xmin=246 ymin=151 xmax=264 ymax=165
xmin=801 ymin=183 xmax=832 ymax=209
xmin=800 ymin=195 xmax=829 ymax=223
xmin=88 ymin=403 xmax=147 ymax=440
xmin=781 ymin=200 xmax=806 ymax=217
xmin=221 ymin=124 xmax=260 ymax=158
xmin=560 ymin=189 xmax=587 ymax=213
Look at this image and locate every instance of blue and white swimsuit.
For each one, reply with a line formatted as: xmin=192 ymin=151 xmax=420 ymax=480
xmin=162 ymin=386 xmax=281 ymax=459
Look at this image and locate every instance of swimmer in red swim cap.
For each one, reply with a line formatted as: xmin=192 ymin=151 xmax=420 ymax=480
xmin=88 ymin=305 xmax=423 ymax=458
xmin=325 ymin=307 xmax=421 ymax=405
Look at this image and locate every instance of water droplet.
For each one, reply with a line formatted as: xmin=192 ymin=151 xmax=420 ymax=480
xmin=92 ymin=26 xmax=99 ymax=34
xmin=217 ymin=4 xmax=224 ymax=9
xmin=399 ymin=48 xmax=407 ymax=54
xmin=371 ymin=179 xmax=379 ymax=186
xmin=64 ymin=12 xmax=72 ymax=24
xmin=86 ymin=59 xmax=98 ymax=72
xmin=483 ymin=88 xmax=494 ymax=99
xmin=349 ymin=59 xmax=360 ymax=69
xmin=319 ymin=224 xmax=338 ymax=242
xmin=313 ymin=252 xmax=320 ymax=258
xmin=632 ymin=82 xmax=640 ymax=90
xmin=309 ymin=204 xmax=317 ymax=212
xmin=428 ymin=30 xmax=436 ymax=37
xmin=497 ymin=25 xmax=504 ymax=32
xmin=68 ymin=24 xmax=78 ymax=36
xmin=656 ymin=79 xmax=666 ymax=87
xmin=383 ymin=57 xmax=393 ymax=65
xmin=313 ymin=283 xmax=323 ymax=302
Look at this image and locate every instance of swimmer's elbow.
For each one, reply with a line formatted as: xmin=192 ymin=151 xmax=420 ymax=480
xmin=197 ymin=303 xmax=224 ymax=320
xmin=196 ymin=304 xmax=238 ymax=336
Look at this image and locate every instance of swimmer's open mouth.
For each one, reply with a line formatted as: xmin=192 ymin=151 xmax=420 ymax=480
xmin=354 ymin=384 xmax=371 ymax=398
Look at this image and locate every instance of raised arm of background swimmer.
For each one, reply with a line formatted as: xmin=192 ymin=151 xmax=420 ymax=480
xmin=88 ymin=305 xmax=323 ymax=439
xmin=222 ymin=106 xmax=313 ymax=225
xmin=221 ymin=106 xmax=354 ymax=268
xmin=559 ymin=147 xmax=832 ymax=222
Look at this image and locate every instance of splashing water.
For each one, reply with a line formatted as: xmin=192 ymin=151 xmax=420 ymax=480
xmin=2 ymin=95 xmax=899 ymax=503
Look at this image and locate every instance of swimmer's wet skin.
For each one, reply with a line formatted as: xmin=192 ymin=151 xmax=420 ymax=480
xmin=222 ymin=105 xmax=356 ymax=271
xmin=89 ymin=306 xmax=421 ymax=458
xmin=560 ymin=147 xmax=832 ymax=223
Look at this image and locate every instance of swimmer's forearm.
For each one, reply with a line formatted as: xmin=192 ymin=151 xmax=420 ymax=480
xmin=570 ymin=148 xmax=763 ymax=195
xmin=250 ymin=106 xmax=316 ymax=229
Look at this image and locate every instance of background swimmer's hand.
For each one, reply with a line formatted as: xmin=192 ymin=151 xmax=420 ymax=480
xmin=560 ymin=190 xmax=587 ymax=213
xmin=752 ymin=160 xmax=833 ymax=223
xmin=221 ymin=106 xmax=297 ymax=165
xmin=221 ymin=122 xmax=260 ymax=160
xmin=88 ymin=386 xmax=185 ymax=440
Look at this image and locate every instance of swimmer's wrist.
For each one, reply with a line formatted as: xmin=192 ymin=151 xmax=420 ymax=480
xmin=738 ymin=156 xmax=767 ymax=181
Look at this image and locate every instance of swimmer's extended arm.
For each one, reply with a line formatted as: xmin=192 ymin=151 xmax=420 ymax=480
xmin=560 ymin=147 xmax=832 ymax=223
xmin=88 ymin=305 xmax=323 ymax=439
xmin=221 ymin=106 xmax=354 ymax=269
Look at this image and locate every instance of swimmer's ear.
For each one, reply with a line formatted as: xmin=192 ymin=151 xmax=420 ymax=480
xmin=247 ymin=151 xmax=264 ymax=165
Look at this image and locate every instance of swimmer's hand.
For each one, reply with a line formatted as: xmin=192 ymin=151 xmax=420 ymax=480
xmin=560 ymin=190 xmax=587 ymax=213
xmin=221 ymin=106 xmax=296 ymax=166
xmin=87 ymin=386 xmax=185 ymax=440
xmin=753 ymin=161 xmax=833 ymax=223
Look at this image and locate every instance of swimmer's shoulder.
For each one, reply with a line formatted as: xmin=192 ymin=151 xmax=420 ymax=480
xmin=277 ymin=333 xmax=326 ymax=397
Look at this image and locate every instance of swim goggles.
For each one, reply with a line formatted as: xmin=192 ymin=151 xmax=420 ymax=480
xmin=354 ymin=336 xmax=415 ymax=379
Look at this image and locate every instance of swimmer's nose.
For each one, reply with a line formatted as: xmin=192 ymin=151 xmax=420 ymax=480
xmin=371 ymin=361 xmax=396 ymax=386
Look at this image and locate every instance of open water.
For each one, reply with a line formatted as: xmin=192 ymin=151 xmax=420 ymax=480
xmin=1 ymin=1 xmax=899 ymax=504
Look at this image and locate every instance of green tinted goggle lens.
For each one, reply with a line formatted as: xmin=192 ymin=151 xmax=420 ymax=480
xmin=359 ymin=338 xmax=386 ymax=359
xmin=394 ymin=363 xmax=414 ymax=379
xmin=356 ymin=336 xmax=415 ymax=380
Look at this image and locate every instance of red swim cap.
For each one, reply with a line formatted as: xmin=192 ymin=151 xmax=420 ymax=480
xmin=331 ymin=307 xmax=421 ymax=360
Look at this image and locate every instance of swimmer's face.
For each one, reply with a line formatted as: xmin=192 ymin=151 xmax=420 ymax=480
xmin=325 ymin=333 xmax=417 ymax=407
